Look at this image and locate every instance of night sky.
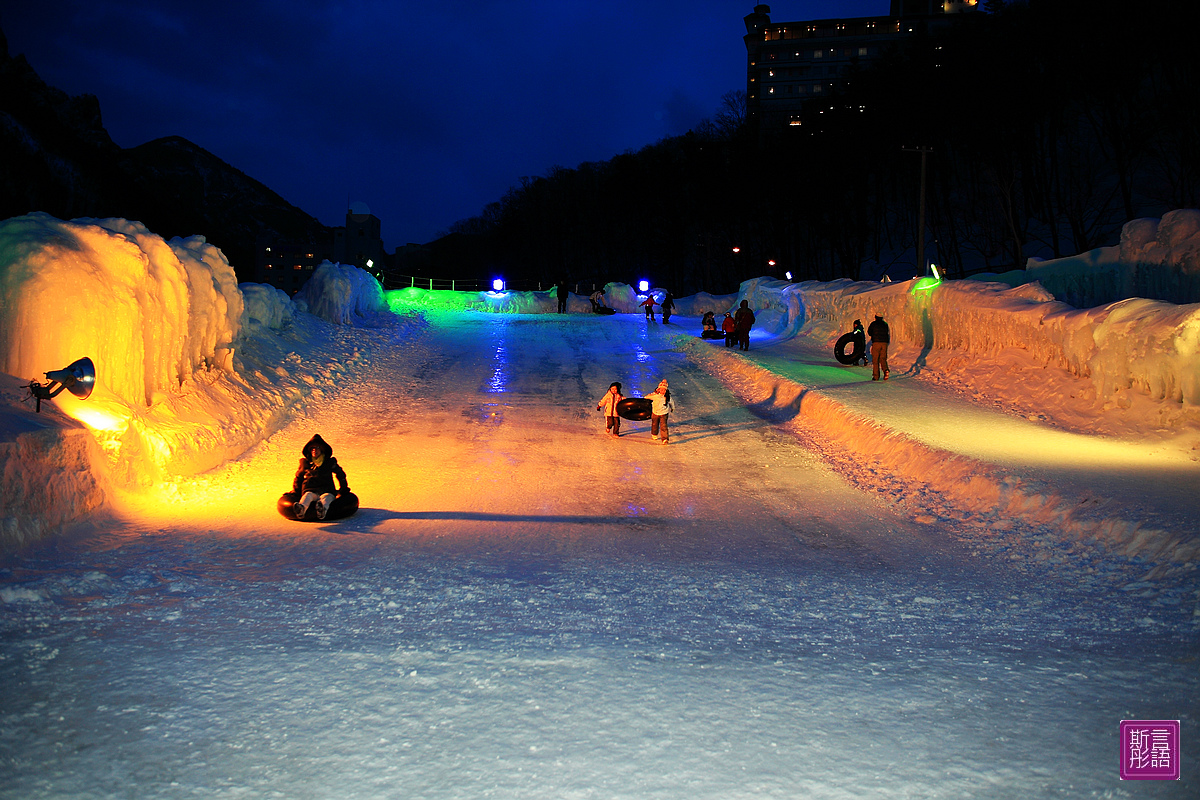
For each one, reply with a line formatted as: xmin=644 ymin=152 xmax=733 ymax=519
xmin=3 ymin=1 xmax=885 ymax=249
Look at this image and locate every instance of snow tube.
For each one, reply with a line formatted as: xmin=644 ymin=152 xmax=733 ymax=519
xmin=277 ymin=491 xmax=360 ymax=522
xmin=700 ymin=330 xmax=724 ymax=339
xmin=593 ymin=306 xmax=616 ymax=315
xmin=616 ymin=397 xmax=653 ymax=421
xmin=834 ymin=332 xmax=866 ymax=365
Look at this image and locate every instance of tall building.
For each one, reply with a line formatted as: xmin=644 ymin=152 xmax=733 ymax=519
xmin=743 ymin=2 xmax=979 ymax=130
xmin=251 ymin=233 xmax=332 ymax=295
xmin=250 ymin=203 xmax=389 ymax=294
xmin=333 ymin=203 xmax=387 ymax=273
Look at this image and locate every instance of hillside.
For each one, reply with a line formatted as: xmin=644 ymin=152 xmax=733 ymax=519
xmin=0 ymin=28 xmax=329 ymax=277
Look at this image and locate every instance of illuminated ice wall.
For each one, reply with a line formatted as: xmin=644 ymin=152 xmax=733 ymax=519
xmin=0 ymin=213 xmax=242 ymax=409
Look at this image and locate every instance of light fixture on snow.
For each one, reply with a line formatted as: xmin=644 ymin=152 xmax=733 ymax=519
xmin=785 ymin=271 xmax=793 ymax=280
xmin=929 ymin=263 xmax=942 ymax=280
xmin=26 ymin=357 xmax=96 ymax=413
xmin=638 ymin=280 xmax=649 ymax=293
xmin=492 ymin=278 xmax=505 ymax=292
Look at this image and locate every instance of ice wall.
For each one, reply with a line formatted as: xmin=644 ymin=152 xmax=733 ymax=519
xmin=736 ymin=276 xmax=1200 ymax=408
xmin=1026 ymin=210 xmax=1200 ymax=307
xmin=0 ymin=216 xmax=398 ymax=517
xmin=0 ymin=213 xmax=242 ymax=409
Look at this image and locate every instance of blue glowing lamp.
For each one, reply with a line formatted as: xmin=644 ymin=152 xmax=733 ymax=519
xmin=492 ymin=278 xmax=505 ymax=292
xmin=638 ymin=280 xmax=649 ymax=293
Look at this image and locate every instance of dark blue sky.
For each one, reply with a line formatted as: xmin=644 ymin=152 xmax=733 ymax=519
xmin=3 ymin=1 xmax=885 ymax=249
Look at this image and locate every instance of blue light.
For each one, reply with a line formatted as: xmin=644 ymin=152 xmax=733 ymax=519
xmin=492 ymin=278 xmax=505 ymax=292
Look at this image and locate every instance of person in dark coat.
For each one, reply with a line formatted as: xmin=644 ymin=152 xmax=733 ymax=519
xmin=733 ymin=300 xmax=756 ymax=351
xmin=661 ymin=293 xmax=676 ymax=324
xmin=851 ymin=319 xmax=868 ymax=365
xmin=557 ymin=283 xmax=569 ymax=313
xmin=867 ymin=314 xmax=890 ymax=381
xmin=291 ymin=434 xmax=351 ymax=519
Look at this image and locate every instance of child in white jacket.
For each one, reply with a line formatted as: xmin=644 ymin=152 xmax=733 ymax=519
xmin=596 ymin=381 xmax=624 ymax=436
xmin=649 ymin=379 xmax=675 ymax=444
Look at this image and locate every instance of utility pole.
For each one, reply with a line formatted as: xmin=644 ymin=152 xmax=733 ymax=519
xmin=902 ymin=147 xmax=933 ymax=275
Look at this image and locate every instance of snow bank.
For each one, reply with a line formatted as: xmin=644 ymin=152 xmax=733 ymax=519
xmin=240 ymin=282 xmax=295 ymax=332
xmin=734 ymin=276 xmax=1200 ymax=408
xmin=293 ymin=261 xmax=388 ymax=324
xmin=1024 ymin=210 xmax=1200 ymax=307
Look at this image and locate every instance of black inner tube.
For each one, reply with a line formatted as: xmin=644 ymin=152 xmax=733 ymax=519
xmin=834 ymin=332 xmax=866 ymax=365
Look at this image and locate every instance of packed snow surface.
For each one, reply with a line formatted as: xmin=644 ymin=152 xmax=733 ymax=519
xmin=1 ymin=214 xmax=1198 ymax=797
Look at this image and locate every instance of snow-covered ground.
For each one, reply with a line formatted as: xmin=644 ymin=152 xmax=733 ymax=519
xmin=2 ymin=214 xmax=1198 ymax=797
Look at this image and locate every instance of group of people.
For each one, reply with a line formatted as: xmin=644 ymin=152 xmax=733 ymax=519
xmin=596 ymin=379 xmax=675 ymax=444
xmin=700 ymin=301 xmax=755 ymax=350
xmin=641 ymin=292 xmax=675 ymax=323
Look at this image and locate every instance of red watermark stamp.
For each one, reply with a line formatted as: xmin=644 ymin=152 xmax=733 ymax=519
xmin=1119 ymin=720 xmax=1179 ymax=781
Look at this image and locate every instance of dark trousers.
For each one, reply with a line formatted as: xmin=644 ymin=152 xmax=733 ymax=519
xmin=651 ymin=414 xmax=669 ymax=440
xmin=605 ymin=415 xmax=621 ymax=434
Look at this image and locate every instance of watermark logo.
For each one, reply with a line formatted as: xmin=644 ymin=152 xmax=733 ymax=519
xmin=1120 ymin=720 xmax=1179 ymax=781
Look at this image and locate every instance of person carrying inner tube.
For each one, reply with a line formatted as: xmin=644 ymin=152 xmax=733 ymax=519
xmin=852 ymin=319 xmax=867 ymax=365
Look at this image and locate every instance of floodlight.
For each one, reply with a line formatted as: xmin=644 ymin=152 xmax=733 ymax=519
xmin=27 ymin=357 xmax=95 ymax=413
xmin=638 ymin=280 xmax=649 ymax=292
xmin=785 ymin=271 xmax=793 ymax=280
xmin=492 ymin=278 xmax=505 ymax=292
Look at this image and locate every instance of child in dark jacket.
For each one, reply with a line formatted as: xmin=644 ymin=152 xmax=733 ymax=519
xmin=292 ymin=434 xmax=351 ymax=520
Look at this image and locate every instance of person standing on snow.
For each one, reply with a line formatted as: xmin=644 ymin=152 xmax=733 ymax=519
xmin=851 ymin=318 xmax=868 ymax=366
xmin=733 ymin=300 xmax=756 ymax=351
xmin=291 ymin=434 xmax=351 ymax=519
xmin=641 ymin=294 xmax=657 ymax=322
xmin=868 ymin=313 xmax=891 ymax=381
xmin=661 ymin=293 xmax=676 ymax=324
xmin=721 ymin=312 xmax=737 ymax=346
xmin=596 ymin=381 xmax=625 ymax=437
xmin=649 ymin=379 xmax=675 ymax=444
xmin=557 ymin=282 xmax=569 ymax=313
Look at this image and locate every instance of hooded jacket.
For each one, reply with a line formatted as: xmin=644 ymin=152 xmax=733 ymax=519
xmin=292 ymin=434 xmax=350 ymax=496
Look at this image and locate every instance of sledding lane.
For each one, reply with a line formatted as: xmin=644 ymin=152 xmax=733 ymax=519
xmin=2 ymin=311 xmax=1196 ymax=799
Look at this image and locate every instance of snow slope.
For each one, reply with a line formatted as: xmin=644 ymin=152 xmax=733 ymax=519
xmin=1 ymin=213 xmax=1198 ymax=568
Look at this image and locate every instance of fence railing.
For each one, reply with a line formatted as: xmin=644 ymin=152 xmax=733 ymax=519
xmin=379 ymin=275 xmax=609 ymax=294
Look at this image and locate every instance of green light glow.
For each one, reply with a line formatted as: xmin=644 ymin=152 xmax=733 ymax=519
xmin=385 ymin=288 xmax=519 ymax=314
xmin=910 ymin=276 xmax=942 ymax=294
